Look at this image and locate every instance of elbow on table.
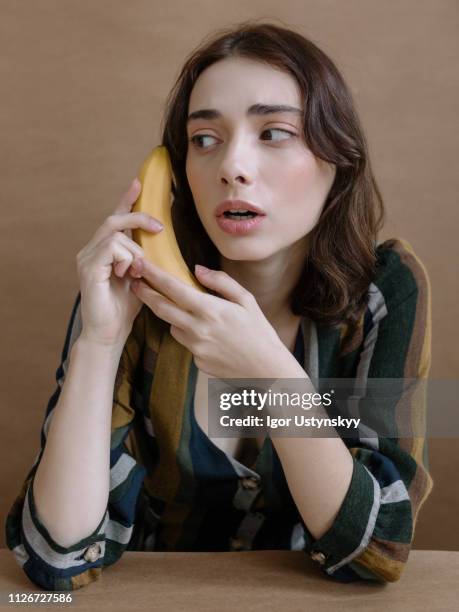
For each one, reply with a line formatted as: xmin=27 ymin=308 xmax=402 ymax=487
xmin=348 ymin=548 xmax=409 ymax=584
xmin=316 ymin=539 xmax=412 ymax=584
xmin=15 ymin=549 xmax=105 ymax=592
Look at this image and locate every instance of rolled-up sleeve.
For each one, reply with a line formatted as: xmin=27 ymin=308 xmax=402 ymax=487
xmin=5 ymin=293 xmax=147 ymax=591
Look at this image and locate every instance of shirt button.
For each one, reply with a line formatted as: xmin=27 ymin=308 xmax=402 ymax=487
xmin=240 ymin=476 xmax=260 ymax=490
xmin=310 ymin=550 xmax=326 ymax=565
xmin=229 ymin=537 xmax=244 ymax=551
xmin=83 ymin=543 xmax=102 ymax=563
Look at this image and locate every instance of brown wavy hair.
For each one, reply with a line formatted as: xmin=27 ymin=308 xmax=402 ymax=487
xmin=160 ymin=19 xmax=385 ymax=333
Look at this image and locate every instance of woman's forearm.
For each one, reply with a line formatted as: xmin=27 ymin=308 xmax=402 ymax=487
xmin=262 ymin=351 xmax=354 ymax=540
xmin=33 ymin=336 xmax=125 ymax=547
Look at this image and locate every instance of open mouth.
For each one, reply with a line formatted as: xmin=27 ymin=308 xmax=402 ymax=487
xmin=216 ymin=210 xmax=266 ymax=234
xmin=223 ymin=211 xmax=259 ymax=220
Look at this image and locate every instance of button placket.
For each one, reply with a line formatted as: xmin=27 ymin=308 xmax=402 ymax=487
xmin=229 ymin=511 xmax=265 ymax=551
xmin=232 ymin=475 xmax=261 ymax=511
xmin=241 ymin=476 xmax=260 ymax=490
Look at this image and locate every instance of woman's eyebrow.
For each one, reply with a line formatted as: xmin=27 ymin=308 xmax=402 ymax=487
xmin=186 ymin=103 xmax=303 ymax=124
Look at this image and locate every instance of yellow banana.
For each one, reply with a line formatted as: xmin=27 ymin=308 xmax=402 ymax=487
xmin=132 ymin=146 xmax=207 ymax=293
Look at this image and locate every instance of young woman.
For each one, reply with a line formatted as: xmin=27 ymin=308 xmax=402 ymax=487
xmin=6 ymin=21 xmax=433 ymax=590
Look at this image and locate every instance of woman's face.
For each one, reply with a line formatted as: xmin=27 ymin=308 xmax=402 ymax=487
xmin=185 ymin=56 xmax=336 ymax=261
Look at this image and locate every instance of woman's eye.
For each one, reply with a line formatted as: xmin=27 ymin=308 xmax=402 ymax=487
xmin=189 ymin=134 xmax=217 ymax=149
xmin=189 ymin=128 xmax=296 ymax=149
xmin=260 ymin=128 xmax=296 ymax=142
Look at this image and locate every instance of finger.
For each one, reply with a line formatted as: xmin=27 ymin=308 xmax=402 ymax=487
xmin=80 ymin=233 xmax=141 ymax=276
xmin=115 ymin=255 xmax=142 ymax=278
xmin=132 ymin=280 xmax=195 ymax=329
xmin=194 ymin=266 xmax=254 ymax=308
xmin=84 ymin=229 xmax=145 ymax=264
xmin=87 ymin=211 xmax=163 ymax=253
xmin=115 ymin=178 xmax=141 ymax=241
xmin=114 ymin=178 xmax=142 ymax=215
xmin=79 ymin=238 xmax=136 ymax=285
xmin=134 ymin=258 xmax=209 ymax=314
xmin=108 ymin=244 xmax=137 ymax=278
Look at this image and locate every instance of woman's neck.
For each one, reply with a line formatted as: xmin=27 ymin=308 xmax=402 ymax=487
xmin=219 ymin=236 xmax=308 ymax=327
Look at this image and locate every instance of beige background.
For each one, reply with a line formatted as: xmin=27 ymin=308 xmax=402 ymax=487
xmin=1 ymin=1 xmax=458 ymax=551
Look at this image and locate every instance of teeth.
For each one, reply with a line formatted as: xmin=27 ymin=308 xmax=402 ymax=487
xmin=229 ymin=209 xmax=249 ymax=213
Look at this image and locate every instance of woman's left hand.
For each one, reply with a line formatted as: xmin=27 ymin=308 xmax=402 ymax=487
xmin=129 ymin=259 xmax=289 ymax=379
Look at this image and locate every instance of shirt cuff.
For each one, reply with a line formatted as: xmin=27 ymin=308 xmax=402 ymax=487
xmin=18 ymin=476 xmax=107 ymax=590
xmin=302 ymin=458 xmax=381 ymax=579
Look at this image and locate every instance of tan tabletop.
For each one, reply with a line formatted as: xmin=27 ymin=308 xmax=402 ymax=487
xmin=1 ymin=549 xmax=458 ymax=611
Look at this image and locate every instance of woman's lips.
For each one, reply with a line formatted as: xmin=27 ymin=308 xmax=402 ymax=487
xmin=216 ymin=214 xmax=266 ymax=235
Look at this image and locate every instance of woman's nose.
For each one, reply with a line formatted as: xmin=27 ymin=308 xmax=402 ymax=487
xmin=218 ymin=151 xmax=252 ymax=186
xmin=217 ymin=136 xmax=255 ymax=186
xmin=221 ymin=174 xmax=247 ymax=185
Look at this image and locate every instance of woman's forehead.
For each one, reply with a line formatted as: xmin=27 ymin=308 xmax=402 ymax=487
xmin=189 ymin=57 xmax=302 ymax=111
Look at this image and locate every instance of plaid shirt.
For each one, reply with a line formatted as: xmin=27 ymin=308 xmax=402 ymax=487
xmin=5 ymin=238 xmax=433 ymax=591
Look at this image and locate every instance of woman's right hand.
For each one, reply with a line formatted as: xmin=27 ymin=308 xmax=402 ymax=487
xmin=76 ymin=178 xmax=164 ymax=348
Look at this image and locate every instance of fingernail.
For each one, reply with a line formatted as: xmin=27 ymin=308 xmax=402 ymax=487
xmin=133 ymin=258 xmax=143 ymax=272
xmin=129 ymin=265 xmax=142 ymax=278
xmin=150 ymin=219 xmax=164 ymax=230
xmin=132 ymin=178 xmax=140 ymax=188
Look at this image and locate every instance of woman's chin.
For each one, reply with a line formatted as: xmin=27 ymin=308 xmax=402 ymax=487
xmin=217 ymin=244 xmax=274 ymax=262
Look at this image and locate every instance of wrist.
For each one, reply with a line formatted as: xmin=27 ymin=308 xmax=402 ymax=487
xmin=74 ymin=333 xmax=127 ymax=359
xmin=261 ymin=343 xmax=307 ymax=379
